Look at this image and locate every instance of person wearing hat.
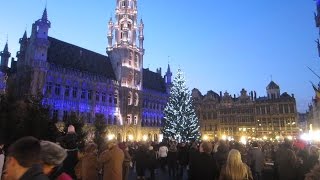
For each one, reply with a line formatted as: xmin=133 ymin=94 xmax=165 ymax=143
xmin=40 ymin=140 xmax=72 ymax=180
xmin=60 ymin=125 xmax=79 ymax=179
xmin=98 ymin=140 xmax=124 ymax=180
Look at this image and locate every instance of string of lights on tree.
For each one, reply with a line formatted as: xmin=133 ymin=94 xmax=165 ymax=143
xmin=161 ymin=68 xmax=201 ymax=142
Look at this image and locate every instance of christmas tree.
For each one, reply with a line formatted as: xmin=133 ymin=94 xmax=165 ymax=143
xmin=161 ymin=69 xmax=201 ymax=142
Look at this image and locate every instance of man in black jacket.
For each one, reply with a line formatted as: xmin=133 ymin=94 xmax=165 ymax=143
xmin=189 ymin=142 xmax=218 ymax=180
xmin=3 ymin=136 xmax=49 ymax=180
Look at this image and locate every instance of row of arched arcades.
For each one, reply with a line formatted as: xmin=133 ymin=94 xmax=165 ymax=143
xmin=107 ymin=127 xmax=161 ymax=142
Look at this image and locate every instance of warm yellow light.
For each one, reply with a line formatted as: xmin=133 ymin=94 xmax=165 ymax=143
xmin=158 ymin=134 xmax=163 ymax=143
xmin=263 ymin=136 xmax=267 ymax=140
xmin=243 ymin=128 xmax=247 ymax=132
xmin=202 ymin=135 xmax=209 ymax=141
xmin=142 ymin=135 xmax=148 ymax=141
xmin=107 ymin=134 xmax=115 ymax=141
xmin=276 ymin=136 xmax=280 ymax=140
xmin=221 ymin=135 xmax=227 ymax=140
xmin=128 ymin=135 xmax=134 ymax=141
xmin=287 ymin=136 xmax=293 ymax=140
xmin=240 ymin=136 xmax=247 ymax=145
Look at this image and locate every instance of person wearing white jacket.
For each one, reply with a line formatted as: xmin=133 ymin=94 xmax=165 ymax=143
xmin=158 ymin=144 xmax=168 ymax=171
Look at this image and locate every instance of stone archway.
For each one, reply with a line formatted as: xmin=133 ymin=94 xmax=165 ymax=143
xmin=148 ymin=133 xmax=152 ymax=141
xmin=117 ymin=133 xmax=122 ymax=142
xmin=154 ymin=134 xmax=158 ymax=142
xmin=126 ymin=129 xmax=135 ymax=142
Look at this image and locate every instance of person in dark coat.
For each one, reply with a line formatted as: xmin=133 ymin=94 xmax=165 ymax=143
xmin=214 ymin=141 xmax=229 ymax=178
xmin=3 ymin=136 xmax=49 ymax=180
xmin=189 ymin=142 xmax=218 ymax=180
xmin=167 ymin=143 xmax=178 ymax=177
xmin=146 ymin=145 xmax=157 ymax=180
xmin=305 ymin=146 xmax=320 ymax=174
xmin=276 ymin=139 xmax=297 ymax=180
xmin=188 ymin=142 xmax=199 ymax=178
xmin=247 ymin=142 xmax=264 ymax=180
xmin=135 ymin=144 xmax=148 ymax=180
xmin=178 ymin=142 xmax=189 ymax=178
xmin=60 ymin=125 xmax=79 ymax=179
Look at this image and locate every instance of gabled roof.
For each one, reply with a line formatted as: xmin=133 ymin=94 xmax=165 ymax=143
xmin=267 ymin=81 xmax=280 ymax=89
xmin=143 ymin=68 xmax=166 ymax=93
xmin=280 ymin=92 xmax=292 ymax=98
xmin=47 ymin=37 xmax=115 ymax=79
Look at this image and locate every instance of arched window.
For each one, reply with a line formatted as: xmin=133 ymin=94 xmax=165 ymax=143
xmin=134 ymin=54 xmax=139 ymax=67
xmin=127 ymin=114 xmax=132 ymax=125
xmin=114 ymin=91 xmax=118 ymax=105
xmin=134 ymin=115 xmax=138 ymax=125
xmin=120 ymin=0 xmax=126 ymax=7
xmin=134 ymin=93 xmax=139 ymax=106
xmin=128 ymin=91 xmax=132 ymax=105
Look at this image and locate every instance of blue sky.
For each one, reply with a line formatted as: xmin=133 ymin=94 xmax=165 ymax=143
xmin=0 ymin=0 xmax=319 ymax=112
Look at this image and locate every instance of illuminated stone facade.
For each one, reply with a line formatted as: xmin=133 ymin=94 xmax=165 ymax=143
xmin=307 ymin=0 xmax=320 ymax=131
xmin=5 ymin=0 xmax=172 ymax=142
xmin=192 ymin=81 xmax=298 ymax=140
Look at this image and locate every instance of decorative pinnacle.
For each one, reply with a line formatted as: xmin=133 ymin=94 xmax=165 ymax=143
xmin=4 ymin=42 xmax=8 ymax=52
xmin=42 ymin=8 xmax=48 ymax=20
xmin=23 ymin=30 xmax=27 ymax=39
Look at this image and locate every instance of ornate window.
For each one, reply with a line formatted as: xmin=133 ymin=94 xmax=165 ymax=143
xmin=127 ymin=114 xmax=132 ymax=125
xmin=72 ymin=87 xmax=78 ymax=98
xmin=81 ymin=89 xmax=86 ymax=99
xmin=88 ymin=90 xmax=92 ymax=100
xmin=134 ymin=93 xmax=139 ymax=106
xmin=129 ymin=58 xmax=132 ymax=66
xmin=134 ymin=115 xmax=138 ymax=125
xmin=64 ymin=86 xmax=70 ymax=97
xmin=128 ymin=91 xmax=133 ymax=105
xmin=109 ymin=93 xmax=113 ymax=103
xmin=46 ymin=82 xmax=52 ymax=94
xmin=134 ymin=54 xmax=139 ymax=67
xmin=96 ymin=91 xmax=100 ymax=101
xmin=114 ymin=91 xmax=118 ymax=105
xmin=120 ymin=0 xmax=126 ymax=7
xmin=102 ymin=92 xmax=106 ymax=102
xmin=54 ymin=84 xmax=60 ymax=95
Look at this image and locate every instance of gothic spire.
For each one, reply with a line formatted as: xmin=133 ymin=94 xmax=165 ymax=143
xmin=167 ymin=64 xmax=171 ymax=74
xmin=42 ymin=7 xmax=48 ymax=21
xmin=22 ymin=30 xmax=27 ymax=39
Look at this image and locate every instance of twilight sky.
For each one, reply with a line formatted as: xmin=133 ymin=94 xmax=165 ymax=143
xmin=0 ymin=0 xmax=319 ymax=112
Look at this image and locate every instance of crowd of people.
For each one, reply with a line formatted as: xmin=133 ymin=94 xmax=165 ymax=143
xmin=1 ymin=127 xmax=320 ymax=180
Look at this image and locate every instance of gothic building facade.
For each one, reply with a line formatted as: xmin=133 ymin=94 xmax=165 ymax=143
xmin=2 ymin=0 xmax=172 ymax=142
xmin=192 ymin=81 xmax=298 ymax=140
xmin=307 ymin=0 xmax=320 ymax=131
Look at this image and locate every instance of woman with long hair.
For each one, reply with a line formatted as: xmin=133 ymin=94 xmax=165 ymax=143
xmin=219 ymin=149 xmax=253 ymax=180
